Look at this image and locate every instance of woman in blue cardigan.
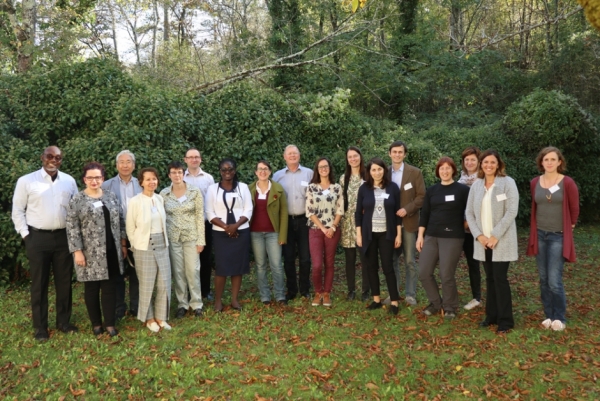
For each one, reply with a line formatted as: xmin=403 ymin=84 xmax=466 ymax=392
xmin=356 ymin=158 xmax=402 ymax=315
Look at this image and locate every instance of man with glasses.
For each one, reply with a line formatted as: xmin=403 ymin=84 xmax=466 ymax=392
xmin=12 ymin=146 xmax=79 ymax=341
xmin=102 ymin=150 xmax=142 ymax=319
xmin=183 ymin=148 xmax=215 ymax=301
xmin=273 ymin=145 xmax=314 ymax=300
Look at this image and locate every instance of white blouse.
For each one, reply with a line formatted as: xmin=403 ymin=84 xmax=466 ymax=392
xmin=481 ymin=184 xmax=494 ymax=238
xmin=205 ymin=182 xmax=253 ymax=231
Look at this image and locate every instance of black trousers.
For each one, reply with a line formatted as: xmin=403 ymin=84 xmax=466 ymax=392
xmin=283 ymin=216 xmax=311 ymax=297
xmin=344 ymin=247 xmax=370 ymax=294
xmin=483 ymin=249 xmax=514 ymax=330
xmin=25 ymin=228 xmax=73 ymax=332
xmin=463 ymin=232 xmax=482 ymax=301
xmin=115 ymin=239 xmax=139 ymax=316
xmin=199 ymin=220 xmax=213 ymax=297
xmin=84 ymin=246 xmax=119 ymax=327
xmin=365 ymin=232 xmax=400 ymax=301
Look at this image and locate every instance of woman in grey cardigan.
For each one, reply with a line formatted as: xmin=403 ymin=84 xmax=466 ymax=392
xmin=466 ymin=150 xmax=519 ymax=334
xmin=67 ymin=162 xmax=126 ymax=337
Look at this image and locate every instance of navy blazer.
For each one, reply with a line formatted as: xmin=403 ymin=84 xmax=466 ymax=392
xmin=355 ymin=182 xmax=402 ymax=254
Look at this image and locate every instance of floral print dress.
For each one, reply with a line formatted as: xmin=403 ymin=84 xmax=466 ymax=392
xmin=339 ymin=174 xmax=363 ymax=248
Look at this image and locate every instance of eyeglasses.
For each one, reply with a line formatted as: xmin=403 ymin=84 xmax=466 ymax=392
xmin=169 ymin=171 xmax=184 ymax=175
xmin=318 ymin=166 xmax=330 ymax=170
xmin=186 ymin=156 xmax=201 ymax=160
xmin=256 ymin=168 xmax=270 ymax=172
xmin=84 ymin=176 xmax=103 ymax=182
xmin=44 ymin=154 xmax=63 ymax=162
xmin=220 ymin=168 xmax=235 ymax=173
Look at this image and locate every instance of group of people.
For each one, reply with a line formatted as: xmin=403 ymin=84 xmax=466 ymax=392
xmin=11 ymin=141 xmax=579 ymax=341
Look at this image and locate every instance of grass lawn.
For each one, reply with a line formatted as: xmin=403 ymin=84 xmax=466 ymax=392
xmin=1 ymin=227 xmax=599 ymax=400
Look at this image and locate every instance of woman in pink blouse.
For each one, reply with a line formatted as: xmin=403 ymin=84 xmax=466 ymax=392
xmin=306 ymin=157 xmax=344 ymax=307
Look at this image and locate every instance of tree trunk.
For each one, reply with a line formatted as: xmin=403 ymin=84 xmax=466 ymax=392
xmin=108 ymin=0 xmax=120 ymax=61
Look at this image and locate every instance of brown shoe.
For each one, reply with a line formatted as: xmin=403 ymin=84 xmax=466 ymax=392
xmin=311 ymin=293 xmax=322 ymax=306
xmin=322 ymin=293 xmax=332 ymax=307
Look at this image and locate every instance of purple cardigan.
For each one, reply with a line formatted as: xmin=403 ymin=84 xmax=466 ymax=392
xmin=526 ymin=175 xmax=579 ymax=262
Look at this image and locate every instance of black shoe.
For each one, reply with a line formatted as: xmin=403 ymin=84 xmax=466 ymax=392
xmin=194 ymin=308 xmax=203 ymax=317
xmin=262 ymin=301 xmax=271 ymax=305
xmin=205 ymin=292 xmax=214 ymax=302
xmin=285 ymin=293 xmax=297 ymax=301
xmin=366 ymin=301 xmax=383 ymax=310
xmin=347 ymin=291 xmax=356 ymax=301
xmin=361 ymin=292 xmax=370 ymax=302
xmin=34 ymin=329 xmax=49 ymax=342
xmin=389 ymin=305 xmax=399 ymax=315
xmin=92 ymin=326 xmax=105 ymax=336
xmin=278 ymin=299 xmax=288 ymax=306
xmin=496 ymin=327 xmax=511 ymax=334
xmin=176 ymin=307 xmax=187 ymax=318
xmin=479 ymin=319 xmax=496 ymax=327
xmin=107 ymin=327 xmax=119 ymax=337
xmin=300 ymin=293 xmax=310 ymax=300
xmin=422 ymin=304 xmax=441 ymax=316
xmin=58 ymin=324 xmax=78 ymax=334
xmin=127 ymin=309 xmax=138 ymax=317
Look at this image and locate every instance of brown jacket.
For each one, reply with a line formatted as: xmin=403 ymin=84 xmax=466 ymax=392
xmin=388 ymin=163 xmax=425 ymax=233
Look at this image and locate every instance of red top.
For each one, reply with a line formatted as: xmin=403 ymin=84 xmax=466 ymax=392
xmin=250 ymin=191 xmax=275 ymax=232
xmin=526 ymin=175 xmax=579 ymax=262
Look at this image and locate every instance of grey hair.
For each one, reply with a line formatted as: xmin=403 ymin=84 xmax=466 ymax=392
xmin=115 ymin=150 xmax=136 ymax=164
xmin=284 ymin=144 xmax=300 ymax=155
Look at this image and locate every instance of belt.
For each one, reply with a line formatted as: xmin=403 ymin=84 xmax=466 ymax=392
xmin=289 ymin=214 xmax=306 ymax=219
xmin=28 ymin=226 xmax=65 ymax=233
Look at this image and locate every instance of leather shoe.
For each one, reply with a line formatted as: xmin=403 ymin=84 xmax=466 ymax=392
xmin=176 ymin=307 xmax=187 ymax=318
xmin=479 ymin=320 xmax=496 ymax=328
xmin=58 ymin=324 xmax=78 ymax=333
xmin=194 ymin=308 xmax=203 ymax=317
xmin=361 ymin=291 xmax=370 ymax=302
xmin=205 ymin=292 xmax=214 ymax=302
xmin=285 ymin=293 xmax=297 ymax=301
xmin=278 ymin=299 xmax=288 ymax=305
xmin=366 ymin=301 xmax=383 ymax=310
xmin=347 ymin=291 xmax=356 ymax=301
xmin=389 ymin=305 xmax=399 ymax=315
xmin=496 ymin=328 xmax=510 ymax=334
xmin=262 ymin=301 xmax=271 ymax=305
xmin=34 ymin=329 xmax=49 ymax=342
xmin=92 ymin=326 xmax=105 ymax=336
xmin=107 ymin=327 xmax=119 ymax=337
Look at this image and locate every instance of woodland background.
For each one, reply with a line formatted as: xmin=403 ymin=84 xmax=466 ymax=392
xmin=1 ymin=0 xmax=600 ymax=285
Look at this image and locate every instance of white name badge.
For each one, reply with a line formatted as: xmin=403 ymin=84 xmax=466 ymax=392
xmin=178 ymin=196 xmax=187 ymax=204
xmin=445 ymin=195 xmax=455 ymax=202
xmin=496 ymin=193 xmax=507 ymax=202
xmin=151 ymin=206 xmax=158 ymax=213
xmin=301 ymin=181 xmax=309 ymax=187
xmin=404 ymin=183 xmax=413 ymax=190
xmin=228 ymin=193 xmax=239 ymax=198
xmin=258 ymin=193 xmax=267 ymax=200
xmin=382 ymin=193 xmax=390 ymax=199
xmin=322 ymin=189 xmax=330 ymax=196
xmin=93 ymin=201 xmax=103 ymax=208
xmin=549 ymin=185 xmax=560 ymax=194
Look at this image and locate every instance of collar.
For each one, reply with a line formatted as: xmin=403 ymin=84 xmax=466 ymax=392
xmin=285 ymin=164 xmax=302 ymax=173
xmin=256 ymin=180 xmax=272 ymax=195
xmin=40 ymin=168 xmax=59 ymax=181
xmin=185 ymin=168 xmax=205 ymax=178
xmin=118 ymin=175 xmax=134 ymax=184
xmin=391 ymin=163 xmax=404 ymax=173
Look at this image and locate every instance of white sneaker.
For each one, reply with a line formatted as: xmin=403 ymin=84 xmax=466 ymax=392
xmin=405 ymin=296 xmax=417 ymax=306
xmin=463 ymin=299 xmax=481 ymax=310
xmin=541 ymin=318 xmax=552 ymax=329
xmin=146 ymin=322 xmax=160 ymax=333
xmin=159 ymin=321 xmax=172 ymax=330
xmin=551 ymin=320 xmax=566 ymax=331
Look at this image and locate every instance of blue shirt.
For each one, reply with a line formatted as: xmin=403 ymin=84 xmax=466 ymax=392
xmin=273 ymin=165 xmax=314 ymax=216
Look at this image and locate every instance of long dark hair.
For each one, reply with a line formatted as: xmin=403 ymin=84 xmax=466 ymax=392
xmin=343 ymin=146 xmax=365 ymax=212
xmin=311 ymin=157 xmax=335 ymax=184
xmin=365 ymin=158 xmax=390 ymax=189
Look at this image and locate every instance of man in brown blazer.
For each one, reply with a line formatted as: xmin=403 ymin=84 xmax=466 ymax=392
xmin=385 ymin=140 xmax=426 ymax=306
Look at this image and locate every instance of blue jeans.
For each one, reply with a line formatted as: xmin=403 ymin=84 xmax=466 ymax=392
xmin=251 ymin=232 xmax=286 ymax=302
xmin=536 ymin=229 xmax=566 ymax=323
xmin=392 ymin=229 xmax=418 ymax=298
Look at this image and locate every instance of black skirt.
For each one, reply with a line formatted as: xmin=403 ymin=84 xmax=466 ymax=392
xmin=213 ymin=228 xmax=251 ymax=277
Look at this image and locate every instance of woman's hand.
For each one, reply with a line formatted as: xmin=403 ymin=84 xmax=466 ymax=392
xmin=394 ymin=235 xmax=402 ymax=249
xmin=322 ymin=226 xmax=333 ymax=238
xmin=416 ymin=236 xmax=424 ymax=252
xmin=356 ymin=233 xmax=362 ymax=248
xmin=224 ymin=223 xmax=239 ymax=238
xmin=121 ymin=246 xmax=128 ymax=259
xmin=197 ymin=245 xmax=204 ymax=253
xmin=74 ymin=250 xmax=86 ymax=267
xmin=477 ymin=235 xmax=489 ymax=248
xmin=486 ymin=236 xmax=499 ymax=250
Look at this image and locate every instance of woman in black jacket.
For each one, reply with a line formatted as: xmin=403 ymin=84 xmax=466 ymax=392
xmin=355 ymin=158 xmax=402 ymax=315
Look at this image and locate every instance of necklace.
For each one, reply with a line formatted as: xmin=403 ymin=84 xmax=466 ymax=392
xmin=543 ymin=174 xmax=560 ymax=203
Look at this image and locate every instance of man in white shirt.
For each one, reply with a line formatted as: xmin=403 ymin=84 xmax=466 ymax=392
xmin=273 ymin=145 xmax=314 ymax=300
xmin=183 ymin=148 xmax=215 ymax=301
xmin=12 ymin=146 xmax=79 ymax=342
xmin=102 ymin=150 xmax=142 ymax=319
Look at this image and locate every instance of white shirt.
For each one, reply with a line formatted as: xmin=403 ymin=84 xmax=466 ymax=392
xmin=391 ymin=163 xmax=404 ymax=190
xmin=205 ymin=182 xmax=253 ymax=231
xmin=12 ymin=168 xmax=78 ymax=238
xmin=118 ymin=175 xmax=136 ymax=218
xmin=481 ymin=184 xmax=495 ymax=238
xmin=184 ymin=168 xmax=215 ymax=218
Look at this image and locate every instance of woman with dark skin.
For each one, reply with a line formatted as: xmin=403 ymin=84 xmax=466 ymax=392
xmin=205 ymin=158 xmax=253 ymax=312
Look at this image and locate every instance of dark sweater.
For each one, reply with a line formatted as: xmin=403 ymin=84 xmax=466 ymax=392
xmin=419 ymin=181 xmax=470 ymax=238
xmin=355 ymin=182 xmax=402 ymax=253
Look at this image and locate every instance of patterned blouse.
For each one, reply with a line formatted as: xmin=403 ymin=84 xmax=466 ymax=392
xmin=306 ymin=183 xmax=344 ymax=229
xmin=339 ymin=173 xmax=363 ymax=247
xmin=159 ymin=184 xmax=206 ymax=246
xmin=66 ymin=190 xmax=125 ymax=282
